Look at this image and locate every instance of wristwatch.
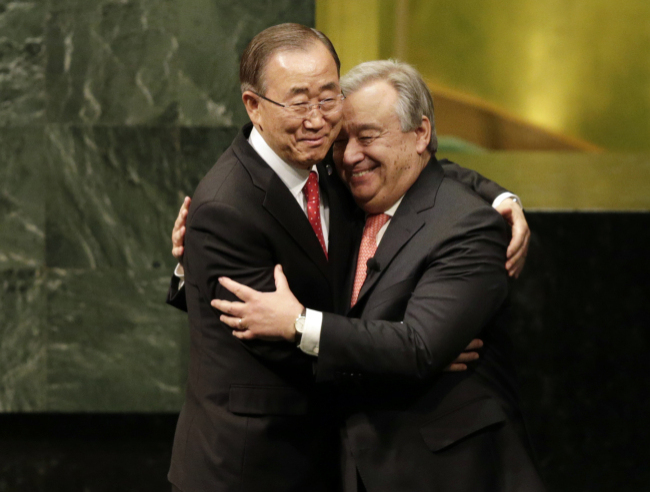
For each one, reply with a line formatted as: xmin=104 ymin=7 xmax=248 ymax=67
xmin=294 ymin=307 xmax=307 ymax=346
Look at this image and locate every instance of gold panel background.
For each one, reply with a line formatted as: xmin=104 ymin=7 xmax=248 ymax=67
xmin=317 ymin=0 xmax=650 ymax=152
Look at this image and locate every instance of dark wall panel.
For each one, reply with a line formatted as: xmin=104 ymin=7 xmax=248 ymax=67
xmin=511 ymin=213 xmax=650 ymax=491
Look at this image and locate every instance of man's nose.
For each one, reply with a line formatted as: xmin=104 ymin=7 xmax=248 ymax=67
xmin=343 ymin=139 xmax=363 ymax=165
xmin=302 ymin=108 xmax=326 ymax=129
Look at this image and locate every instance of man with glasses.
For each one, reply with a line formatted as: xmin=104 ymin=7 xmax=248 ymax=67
xmin=168 ymin=23 xmax=529 ymax=492
xmin=211 ymin=60 xmax=545 ymax=492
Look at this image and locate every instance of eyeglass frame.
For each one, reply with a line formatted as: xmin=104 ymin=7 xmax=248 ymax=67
xmin=252 ymin=91 xmax=346 ymax=118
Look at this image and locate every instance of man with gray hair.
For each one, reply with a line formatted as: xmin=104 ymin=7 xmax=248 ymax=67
xmin=167 ymin=24 xmax=525 ymax=491
xmin=213 ymin=59 xmax=545 ymax=492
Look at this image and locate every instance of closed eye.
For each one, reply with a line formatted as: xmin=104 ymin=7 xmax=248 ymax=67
xmin=359 ymin=136 xmax=377 ymax=145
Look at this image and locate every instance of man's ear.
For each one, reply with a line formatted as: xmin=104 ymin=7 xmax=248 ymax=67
xmin=242 ymin=91 xmax=262 ymax=128
xmin=414 ymin=116 xmax=432 ymax=155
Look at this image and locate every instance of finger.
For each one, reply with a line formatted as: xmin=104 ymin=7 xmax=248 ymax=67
xmin=220 ymin=314 xmax=243 ymax=329
xmin=171 ymin=245 xmax=184 ymax=259
xmin=172 ymin=198 xmax=190 ymax=233
xmin=179 ymin=196 xmax=190 ymax=213
xmin=232 ymin=330 xmax=256 ymax=340
xmin=506 ymin=223 xmax=525 ymax=260
xmin=172 ymin=226 xmax=186 ymax=248
xmin=211 ymin=299 xmax=245 ymax=316
xmin=273 ymin=264 xmax=289 ymax=291
xmin=444 ymin=363 xmax=467 ymax=372
xmin=174 ymin=204 xmax=187 ymax=229
xmin=506 ymin=231 xmax=530 ymax=277
xmin=510 ymin=259 xmax=524 ymax=278
xmin=510 ymin=255 xmax=527 ymax=278
xmin=218 ymin=277 xmax=258 ymax=301
xmin=507 ymin=248 xmax=527 ymax=277
xmin=506 ymin=204 xmax=528 ymax=257
xmin=506 ymin=247 xmax=520 ymax=270
xmin=464 ymin=338 xmax=483 ymax=351
xmin=453 ymin=352 xmax=480 ymax=363
xmin=173 ymin=210 xmax=183 ymax=229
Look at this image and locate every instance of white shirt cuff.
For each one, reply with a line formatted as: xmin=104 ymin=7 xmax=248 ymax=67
xmin=174 ymin=263 xmax=185 ymax=290
xmin=299 ymin=309 xmax=322 ymax=356
xmin=492 ymin=192 xmax=522 ymax=209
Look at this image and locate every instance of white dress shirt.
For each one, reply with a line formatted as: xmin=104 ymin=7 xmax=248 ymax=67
xmin=299 ymin=197 xmax=403 ymax=356
xmin=248 ymin=127 xmax=330 ymax=244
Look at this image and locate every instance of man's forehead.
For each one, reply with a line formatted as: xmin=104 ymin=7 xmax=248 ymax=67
xmin=343 ymin=81 xmax=399 ymax=133
xmin=264 ymin=49 xmax=341 ymax=98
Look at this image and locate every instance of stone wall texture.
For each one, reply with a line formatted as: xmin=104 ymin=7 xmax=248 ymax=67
xmin=0 ymin=0 xmax=315 ymax=412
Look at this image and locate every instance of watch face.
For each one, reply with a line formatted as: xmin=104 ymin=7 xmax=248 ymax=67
xmin=295 ymin=316 xmax=306 ymax=334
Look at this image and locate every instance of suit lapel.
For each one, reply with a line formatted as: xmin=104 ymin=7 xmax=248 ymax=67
xmin=263 ymin=174 xmax=329 ymax=280
xmin=323 ymin=162 xmax=364 ymax=314
xmin=233 ymin=124 xmax=330 ymax=282
xmin=350 ymin=158 xmax=445 ymax=312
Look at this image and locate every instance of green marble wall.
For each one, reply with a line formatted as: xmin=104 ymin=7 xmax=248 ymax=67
xmin=0 ymin=0 xmax=315 ymax=412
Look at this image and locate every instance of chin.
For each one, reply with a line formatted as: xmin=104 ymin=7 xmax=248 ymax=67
xmin=292 ymin=157 xmax=320 ymax=169
xmin=301 ymin=152 xmax=328 ymax=167
xmin=349 ymin=183 xmax=376 ymax=200
xmin=350 ymin=191 xmax=371 ymax=207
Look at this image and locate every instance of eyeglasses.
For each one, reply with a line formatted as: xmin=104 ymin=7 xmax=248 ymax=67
xmin=253 ymin=92 xmax=345 ymax=119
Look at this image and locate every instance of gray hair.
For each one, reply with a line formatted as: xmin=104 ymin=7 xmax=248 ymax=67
xmin=340 ymin=59 xmax=437 ymax=153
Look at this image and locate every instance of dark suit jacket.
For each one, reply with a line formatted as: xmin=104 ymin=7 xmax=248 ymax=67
xmin=166 ymin=125 xmax=515 ymax=491
xmin=317 ymin=158 xmax=546 ymax=492
xmin=168 ymin=123 xmax=358 ymax=492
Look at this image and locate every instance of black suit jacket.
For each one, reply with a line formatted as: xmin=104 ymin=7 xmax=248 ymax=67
xmin=317 ymin=158 xmax=545 ymax=492
xmin=168 ymin=123 xmax=357 ymax=492
xmin=166 ymin=125 xmax=515 ymax=491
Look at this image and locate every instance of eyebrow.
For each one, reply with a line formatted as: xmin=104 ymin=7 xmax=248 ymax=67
xmin=288 ymin=82 xmax=340 ymax=96
xmin=350 ymin=124 xmax=382 ymax=133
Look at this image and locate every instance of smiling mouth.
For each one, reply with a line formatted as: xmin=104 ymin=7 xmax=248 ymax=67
xmin=352 ymin=169 xmax=373 ymax=178
xmin=300 ymin=136 xmax=326 ymax=146
xmin=347 ymin=168 xmax=377 ymax=187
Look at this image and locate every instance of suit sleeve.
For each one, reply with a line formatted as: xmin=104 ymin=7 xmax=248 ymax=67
xmin=185 ymin=200 xmax=305 ymax=365
xmin=440 ymin=159 xmax=508 ymax=204
xmin=166 ymin=274 xmax=187 ymax=312
xmin=316 ymin=206 xmax=509 ymax=383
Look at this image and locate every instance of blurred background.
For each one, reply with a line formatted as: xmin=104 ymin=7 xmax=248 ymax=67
xmin=0 ymin=0 xmax=648 ymax=490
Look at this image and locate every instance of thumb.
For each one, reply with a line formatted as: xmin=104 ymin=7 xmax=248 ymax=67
xmin=274 ymin=264 xmax=289 ymax=291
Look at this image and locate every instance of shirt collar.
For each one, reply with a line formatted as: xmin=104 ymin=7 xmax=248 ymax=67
xmin=249 ymin=126 xmax=318 ymax=199
xmin=382 ymin=196 xmax=404 ymax=218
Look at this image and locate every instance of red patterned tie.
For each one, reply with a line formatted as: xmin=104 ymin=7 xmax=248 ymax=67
xmin=303 ymin=171 xmax=328 ymax=258
xmin=351 ymin=213 xmax=390 ymax=307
